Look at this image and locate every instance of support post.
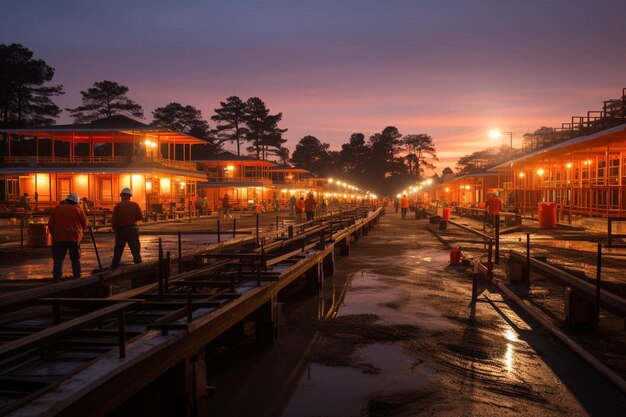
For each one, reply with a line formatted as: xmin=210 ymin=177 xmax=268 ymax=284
xmin=158 ymin=237 xmax=164 ymax=301
xmin=495 ymin=214 xmax=500 ymax=264
xmin=178 ymin=231 xmax=182 ymax=273
xmin=256 ymin=214 xmax=259 ymax=247
xmin=525 ymin=233 xmax=531 ymax=288
xmin=233 ymin=218 xmax=236 ymax=238
xmin=596 ymin=243 xmax=602 ymax=324
xmin=20 ymin=213 xmax=24 ymax=252
xmin=217 ymin=219 xmax=221 ymax=243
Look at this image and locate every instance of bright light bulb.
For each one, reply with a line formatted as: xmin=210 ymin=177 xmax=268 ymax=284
xmin=489 ymin=130 xmax=501 ymax=139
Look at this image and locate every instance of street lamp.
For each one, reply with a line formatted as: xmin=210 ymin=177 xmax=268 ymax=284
xmin=489 ymin=130 xmax=513 ymax=153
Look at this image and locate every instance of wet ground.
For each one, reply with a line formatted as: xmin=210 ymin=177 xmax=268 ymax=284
xmin=202 ymin=211 xmax=626 ymax=417
xmin=0 ymin=211 xmax=294 ymax=281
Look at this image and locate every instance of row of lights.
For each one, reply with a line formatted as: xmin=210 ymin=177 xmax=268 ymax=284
xmin=328 ymin=178 xmax=361 ymax=192
xmin=396 ymin=178 xmax=434 ymax=198
xmin=517 ymin=160 xmax=593 ymax=178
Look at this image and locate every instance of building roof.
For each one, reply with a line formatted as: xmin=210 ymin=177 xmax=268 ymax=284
xmin=489 ymin=123 xmax=626 ymax=171
xmin=270 ymin=164 xmax=311 ymax=173
xmin=193 ymin=151 xmax=277 ymax=166
xmin=0 ymin=115 xmax=206 ymax=144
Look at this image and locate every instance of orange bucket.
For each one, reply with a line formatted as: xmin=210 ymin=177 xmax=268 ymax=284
xmin=450 ymin=247 xmax=462 ymax=265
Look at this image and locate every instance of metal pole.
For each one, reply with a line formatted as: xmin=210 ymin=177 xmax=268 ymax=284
xmin=233 ymin=218 xmax=236 ymax=238
xmin=158 ymin=237 xmax=163 ymax=301
xmin=526 ymin=233 xmax=531 ymax=287
xmin=495 ymin=214 xmax=500 ymax=264
xmin=217 ymin=219 xmax=221 ymax=243
xmin=276 ymin=215 xmax=279 ymax=230
xmin=177 ymin=231 xmax=182 ymax=273
xmin=20 ymin=214 xmax=24 ymax=251
xmin=256 ymin=213 xmax=259 ymax=247
xmin=165 ymin=251 xmax=171 ymax=292
xmin=596 ymin=243 xmax=602 ymax=324
xmin=487 ymin=239 xmax=493 ymax=280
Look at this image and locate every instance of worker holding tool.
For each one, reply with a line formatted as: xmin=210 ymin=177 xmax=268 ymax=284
xmin=48 ymin=193 xmax=88 ymax=282
xmin=111 ymin=188 xmax=144 ymax=268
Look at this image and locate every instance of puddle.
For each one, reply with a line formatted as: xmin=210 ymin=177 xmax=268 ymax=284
xmin=338 ymin=270 xmax=459 ymax=331
xmin=281 ymin=344 xmax=435 ymax=417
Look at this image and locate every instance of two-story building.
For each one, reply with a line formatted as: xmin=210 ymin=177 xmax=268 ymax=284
xmin=0 ymin=116 xmax=207 ymax=213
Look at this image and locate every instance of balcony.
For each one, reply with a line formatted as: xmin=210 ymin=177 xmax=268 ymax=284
xmin=2 ymin=156 xmax=199 ymax=172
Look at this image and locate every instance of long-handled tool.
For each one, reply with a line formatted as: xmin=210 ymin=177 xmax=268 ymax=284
xmin=89 ymin=225 xmax=103 ymax=272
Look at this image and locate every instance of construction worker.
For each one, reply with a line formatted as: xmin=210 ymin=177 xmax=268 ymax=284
xmin=304 ymin=193 xmax=317 ymax=221
xmin=400 ymin=194 xmax=410 ymax=219
xmin=222 ymin=193 xmax=230 ymax=218
xmin=295 ymin=197 xmax=305 ymax=220
xmin=48 ymin=193 xmax=88 ymax=282
xmin=485 ymin=192 xmax=502 ymax=227
xmin=111 ymin=188 xmax=143 ymax=268
xmin=288 ymin=194 xmax=296 ymax=217
xmin=19 ymin=193 xmax=31 ymax=211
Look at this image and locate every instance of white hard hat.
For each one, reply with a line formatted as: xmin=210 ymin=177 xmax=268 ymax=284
xmin=66 ymin=193 xmax=80 ymax=204
xmin=120 ymin=187 xmax=133 ymax=196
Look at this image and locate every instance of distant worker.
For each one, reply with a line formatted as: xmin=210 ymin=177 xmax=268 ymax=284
xmin=195 ymin=194 xmax=203 ymax=215
xmin=222 ymin=193 xmax=231 ymax=218
xmin=48 ymin=193 xmax=88 ymax=282
xmin=20 ymin=193 xmax=31 ymax=211
xmin=295 ymin=197 xmax=305 ymax=220
xmin=288 ymin=195 xmax=297 ymax=217
xmin=394 ymin=198 xmax=400 ymax=213
xmin=111 ymin=188 xmax=143 ymax=268
xmin=304 ymin=193 xmax=317 ymax=221
xmin=400 ymin=194 xmax=410 ymax=219
xmin=485 ymin=192 xmax=502 ymax=227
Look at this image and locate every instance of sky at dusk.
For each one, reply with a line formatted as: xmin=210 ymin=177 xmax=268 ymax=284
xmin=2 ymin=0 xmax=626 ymax=171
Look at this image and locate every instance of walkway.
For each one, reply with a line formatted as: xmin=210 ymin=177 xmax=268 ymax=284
xmin=205 ymin=210 xmax=626 ymax=416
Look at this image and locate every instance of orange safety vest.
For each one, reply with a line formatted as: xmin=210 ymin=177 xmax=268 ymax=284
xmin=486 ymin=196 xmax=502 ymax=215
xmin=400 ymin=197 xmax=410 ymax=209
xmin=48 ymin=203 xmax=88 ymax=242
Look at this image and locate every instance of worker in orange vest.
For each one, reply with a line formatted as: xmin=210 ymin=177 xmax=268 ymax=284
xmin=295 ymin=197 xmax=305 ymax=220
xmin=48 ymin=193 xmax=88 ymax=282
xmin=304 ymin=193 xmax=317 ymax=221
xmin=400 ymin=194 xmax=410 ymax=219
xmin=485 ymin=192 xmax=502 ymax=226
xmin=111 ymin=188 xmax=144 ymax=268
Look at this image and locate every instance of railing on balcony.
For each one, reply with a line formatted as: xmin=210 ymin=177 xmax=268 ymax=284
xmin=205 ymin=174 xmax=273 ymax=185
xmin=154 ymin=158 xmax=198 ymax=171
xmin=2 ymin=156 xmax=127 ymax=165
xmin=2 ymin=155 xmax=201 ymax=172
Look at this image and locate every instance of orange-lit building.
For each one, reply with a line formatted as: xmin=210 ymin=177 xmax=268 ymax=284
xmin=430 ymin=172 xmax=499 ymax=207
xmin=195 ymin=152 xmax=276 ymax=210
xmin=490 ymin=123 xmax=626 ymax=222
xmin=269 ymin=165 xmax=328 ymax=202
xmin=0 ymin=116 xmax=207 ymax=212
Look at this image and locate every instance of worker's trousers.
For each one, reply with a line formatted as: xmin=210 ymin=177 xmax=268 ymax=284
xmin=111 ymin=226 xmax=142 ymax=267
xmin=52 ymin=241 xmax=81 ymax=281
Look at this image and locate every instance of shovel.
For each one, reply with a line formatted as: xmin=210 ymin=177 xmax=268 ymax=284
xmin=89 ymin=225 xmax=104 ymax=272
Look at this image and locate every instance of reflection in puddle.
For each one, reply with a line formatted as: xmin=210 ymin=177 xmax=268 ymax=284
xmin=281 ymin=344 xmax=435 ymax=417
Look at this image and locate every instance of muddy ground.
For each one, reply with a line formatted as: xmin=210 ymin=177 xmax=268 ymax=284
xmin=202 ymin=211 xmax=626 ymax=417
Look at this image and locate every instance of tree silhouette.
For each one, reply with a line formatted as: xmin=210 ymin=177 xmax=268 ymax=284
xmin=339 ymin=133 xmax=371 ymax=176
xmin=152 ymin=102 xmax=221 ymax=158
xmin=291 ymin=135 xmax=330 ymax=174
xmin=244 ymin=97 xmax=287 ymax=159
xmin=402 ymin=134 xmax=438 ymax=178
xmin=66 ymin=80 xmax=143 ymax=123
xmin=211 ymin=96 xmax=248 ymax=156
xmin=0 ymin=43 xmax=64 ymax=128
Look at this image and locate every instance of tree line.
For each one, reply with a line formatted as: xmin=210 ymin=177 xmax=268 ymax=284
xmin=1 ymin=43 xmax=441 ymax=193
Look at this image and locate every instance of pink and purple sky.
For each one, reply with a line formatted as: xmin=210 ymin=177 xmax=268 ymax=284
xmin=2 ymin=0 xmax=625 ymax=171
